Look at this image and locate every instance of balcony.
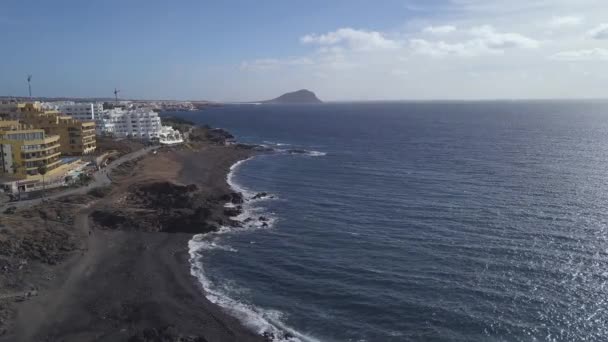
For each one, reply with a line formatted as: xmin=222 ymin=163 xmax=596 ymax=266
xmin=21 ymin=142 xmax=61 ymax=153
xmin=25 ymin=158 xmax=61 ymax=171
xmin=23 ymin=151 xmax=61 ymax=163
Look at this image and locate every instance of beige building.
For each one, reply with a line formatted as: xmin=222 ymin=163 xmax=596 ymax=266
xmin=0 ymin=120 xmax=65 ymax=193
xmin=18 ymin=103 xmax=97 ymax=155
xmin=0 ymin=101 xmax=22 ymax=120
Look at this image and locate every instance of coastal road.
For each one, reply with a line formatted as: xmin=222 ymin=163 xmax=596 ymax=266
xmin=1 ymin=146 xmax=159 ymax=210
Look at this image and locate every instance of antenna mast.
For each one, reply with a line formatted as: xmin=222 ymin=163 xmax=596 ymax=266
xmin=114 ymin=88 xmax=120 ymax=104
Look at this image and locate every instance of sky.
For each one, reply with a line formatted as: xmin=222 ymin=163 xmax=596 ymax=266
xmin=1 ymin=0 xmax=608 ymax=101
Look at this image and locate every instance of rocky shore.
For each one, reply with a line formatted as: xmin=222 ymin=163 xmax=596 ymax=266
xmin=0 ymin=126 xmax=269 ymax=342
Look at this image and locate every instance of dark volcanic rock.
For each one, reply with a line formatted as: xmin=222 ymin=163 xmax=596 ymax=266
xmin=189 ymin=127 xmax=235 ymax=145
xmin=208 ymin=128 xmax=235 ymax=142
xmin=224 ymin=206 xmax=242 ymax=217
xmin=234 ymin=143 xmax=258 ymax=150
xmin=91 ymin=181 xmax=228 ymax=234
xmin=128 ymin=182 xmax=199 ymax=209
xmin=252 ymin=192 xmax=268 ymax=200
xmin=219 ymin=192 xmax=243 ymax=204
xmin=91 ymin=210 xmax=140 ymax=231
xmin=230 ymin=192 xmax=244 ymax=205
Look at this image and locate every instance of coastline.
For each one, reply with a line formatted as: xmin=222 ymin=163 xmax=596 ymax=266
xmin=189 ymin=153 xmax=323 ymax=342
xmin=0 ymin=132 xmax=269 ymax=341
xmin=187 ymin=155 xmax=287 ymax=339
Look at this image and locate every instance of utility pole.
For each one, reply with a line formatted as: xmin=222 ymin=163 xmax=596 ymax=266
xmin=27 ymin=75 xmax=32 ymax=98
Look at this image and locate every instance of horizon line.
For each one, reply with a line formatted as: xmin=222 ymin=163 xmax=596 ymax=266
xmin=2 ymin=95 xmax=608 ymax=104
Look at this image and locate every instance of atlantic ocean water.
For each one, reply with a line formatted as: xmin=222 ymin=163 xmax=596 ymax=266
xmin=177 ymin=101 xmax=608 ymax=342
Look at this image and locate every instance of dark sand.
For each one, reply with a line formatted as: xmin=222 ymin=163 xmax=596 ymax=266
xmin=1 ymin=145 xmax=265 ymax=342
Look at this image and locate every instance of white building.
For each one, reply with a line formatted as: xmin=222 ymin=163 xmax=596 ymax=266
xmin=41 ymin=101 xmax=103 ymax=121
xmin=97 ymin=108 xmax=163 ymax=139
xmin=159 ymin=126 xmax=184 ymax=145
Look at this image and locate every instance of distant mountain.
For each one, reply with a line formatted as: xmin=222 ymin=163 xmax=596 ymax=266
xmin=264 ymin=89 xmax=323 ymax=104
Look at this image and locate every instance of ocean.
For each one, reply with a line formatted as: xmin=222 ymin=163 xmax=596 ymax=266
xmin=177 ymin=101 xmax=608 ymax=342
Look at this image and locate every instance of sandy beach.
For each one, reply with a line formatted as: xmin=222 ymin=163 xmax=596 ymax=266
xmin=0 ymin=135 xmax=266 ymax=341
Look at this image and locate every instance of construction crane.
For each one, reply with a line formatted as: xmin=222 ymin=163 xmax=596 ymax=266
xmin=27 ymin=75 xmax=32 ymax=98
xmin=113 ymin=88 xmax=120 ymax=104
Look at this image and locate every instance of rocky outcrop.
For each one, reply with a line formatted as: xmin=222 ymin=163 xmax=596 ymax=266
xmin=223 ymin=206 xmax=242 ymax=217
xmin=91 ymin=181 xmax=235 ymax=234
xmin=189 ymin=127 xmax=235 ymax=145
xmin=252 ymin=192 xmax=275 ymax=200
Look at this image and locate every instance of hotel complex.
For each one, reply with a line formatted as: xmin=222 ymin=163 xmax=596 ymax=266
xmin=0 ymin=100 xmax=184 ymax=194
xmin=42 ymin=101 xmax=103 ymax=121
xmin=97 ymin=108 xmax=183 ymax=144
xmin=96 ymin=108 xmax=162 ymax=139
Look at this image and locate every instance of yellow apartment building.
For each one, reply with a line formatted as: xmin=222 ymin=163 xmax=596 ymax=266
xmin=18 ymin=103 xmax=97 ymax=155
xmin=0 ymin=121 xmax=63 ymax=193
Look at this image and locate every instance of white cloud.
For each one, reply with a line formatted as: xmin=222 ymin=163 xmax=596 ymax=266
xmin=470 ymin=25 xmax=540 ymax=49
xmin=588 ymin=24 xmax=608 ymax=40
xmin=411 ymin=25 xmax=539 ymax=57
xmin=301 ymin=28 xmax=401 ymax=51
xmin=423 ymin=25 xmax=457 ymax=34
xmin=547 ymin=15 xmax=584 ymax=28
xmin=550 ymin=48 xmax=608 ymax=61
xmin=410 ymin=39 xmax=489 ymax=57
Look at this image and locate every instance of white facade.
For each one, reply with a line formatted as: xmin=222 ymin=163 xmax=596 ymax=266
xmin=159 ymin=126 xmax=184 ymax=145
xmin=97 ymin=108 xmax=163 ymax=139
xmin=41 ymin=101 xmax=103 ymax=121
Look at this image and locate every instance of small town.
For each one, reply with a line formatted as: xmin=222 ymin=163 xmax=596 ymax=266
xmin=0 ymin=98 xmax=185 ymax=199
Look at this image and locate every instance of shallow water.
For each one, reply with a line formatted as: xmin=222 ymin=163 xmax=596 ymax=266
xmin=179 ymin=101 xmax=608 ymax=341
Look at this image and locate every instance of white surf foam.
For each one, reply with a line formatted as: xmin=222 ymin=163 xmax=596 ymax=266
xmin=189 ymin=238 xmax=320 ymax=342
xmin=263 ymin=141 xmax=292 ymax=147
xmin=271 ymin=149 xmax=328 ymax=157
xmin=227 ymin=157 xmax=256 ymax=198
xmin=306 ymin=150 xmax=327 ymax=157
xmin=188 ymin=157 xmax=320 ymax=342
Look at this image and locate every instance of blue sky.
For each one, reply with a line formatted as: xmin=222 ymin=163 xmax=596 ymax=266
xmin=1 ymin=0 xmax=608 ymax=101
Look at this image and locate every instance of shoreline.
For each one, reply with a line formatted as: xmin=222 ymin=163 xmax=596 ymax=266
xmin=187 ymin=155 xmax=286 ymax=339
xmin=189 ymin=153 xmax=321 ymax=342
xmin=0 ymin=132 xmax=270 ymax=341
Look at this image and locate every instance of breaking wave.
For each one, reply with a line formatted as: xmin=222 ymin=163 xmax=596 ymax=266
xmin=188 ymin=156 xmax=321 ymax=342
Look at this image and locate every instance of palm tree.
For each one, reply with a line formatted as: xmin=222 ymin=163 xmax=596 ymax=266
xmin=37 ymin=164 xmax=47 ymax=200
